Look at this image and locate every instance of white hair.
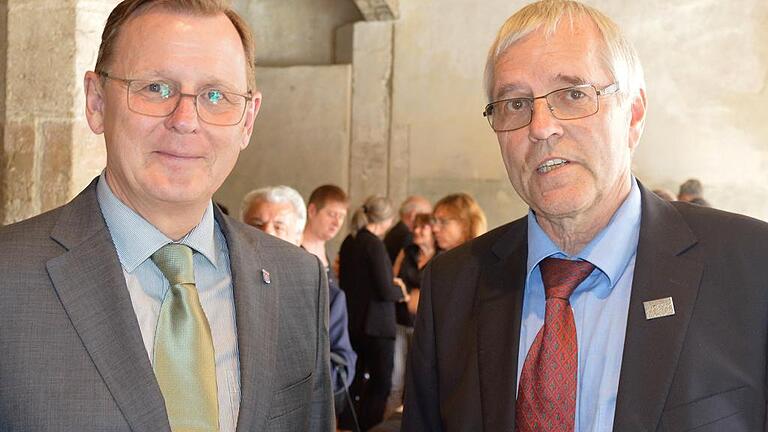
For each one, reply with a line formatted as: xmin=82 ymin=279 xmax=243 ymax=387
xmin=240 ymin=185 xmax=307 ymax=238
xmin=484 ymin=0 xmax=645 ymax=103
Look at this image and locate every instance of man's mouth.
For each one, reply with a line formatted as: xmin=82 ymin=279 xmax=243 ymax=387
xmin=537 ymin=158 xmax=569 ymax=174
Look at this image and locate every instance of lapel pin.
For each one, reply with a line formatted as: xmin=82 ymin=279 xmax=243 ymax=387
xmin=643 ymin=297 xmax=675 ymax=320
xmin=261 ymin=269 xmax=271 ymax=284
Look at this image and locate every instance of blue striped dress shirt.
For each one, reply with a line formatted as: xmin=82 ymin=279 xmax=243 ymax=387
xmin=96 ymin=174 xmax=241 ymax=431
xmin=517 ymin=178 xmax=642 ymax=432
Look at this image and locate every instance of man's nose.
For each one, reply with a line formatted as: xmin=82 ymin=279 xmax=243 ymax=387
xmin=528 ymin=98 xmax=561 ymax=142
xmin=165 ymin=94 xmax=199 ymax=133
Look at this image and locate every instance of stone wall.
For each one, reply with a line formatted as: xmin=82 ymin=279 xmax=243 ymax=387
xmin=2 ymin=0 xmax=767 ymax=230
xmin=0 ymin=0 xmax=113 ymax=224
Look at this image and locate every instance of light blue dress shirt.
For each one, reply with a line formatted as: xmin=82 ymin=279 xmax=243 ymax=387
xmin=517 ymin=178 xmax=642 ymax=432
xmin=96 ymin=174 xmax=241 ymax=432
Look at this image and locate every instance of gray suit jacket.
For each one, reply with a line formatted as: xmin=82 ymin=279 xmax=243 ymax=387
xmin=0 ymin=179 xmax=334 ymax=431
xmin=403 ymin=183 xmax=768 ymax=431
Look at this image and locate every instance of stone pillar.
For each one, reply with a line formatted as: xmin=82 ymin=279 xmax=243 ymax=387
xmin=337 ymin=21 xmax=395 ymax=209
xmin=0 ymin=0 xmax=113 ymax=225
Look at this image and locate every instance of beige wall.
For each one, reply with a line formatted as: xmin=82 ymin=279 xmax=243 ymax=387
xmin=232 ymin=0 xmax=362 ymax=66
xmin=392 ymin=0 xmax=768 ymax=226
xmin=2 ymin=0 xmax=766 ymax=230
xmin=215 ymin=65 xmax=353 ymax=218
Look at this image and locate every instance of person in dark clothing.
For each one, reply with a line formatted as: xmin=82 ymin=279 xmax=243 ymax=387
xmin=339 ymin=195 xmax=408 ymax=431
xmin=383 ymin=196 xmax=432 ymax=262
xmin=385 ymin=213 xmax=440 ymax=415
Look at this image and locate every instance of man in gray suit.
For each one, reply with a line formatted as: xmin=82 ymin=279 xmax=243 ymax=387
xmin=0 ymin=1 xmax=333 ymax=431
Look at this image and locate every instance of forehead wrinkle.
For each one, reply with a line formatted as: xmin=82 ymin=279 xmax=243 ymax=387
xmin=113 ymin=11 xmax=248 ymax=91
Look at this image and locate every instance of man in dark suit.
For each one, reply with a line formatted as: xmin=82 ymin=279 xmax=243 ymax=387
xmin=0 ymin=1 xmax=332 ymax=431
xmin=402 ymin=1 xmax=768 ymax=431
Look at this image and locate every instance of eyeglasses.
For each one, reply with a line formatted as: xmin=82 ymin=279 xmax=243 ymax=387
xmin=99 ymin=72 xmax=253 ymax=126
xmin=433 ymin=217 xmax=457 ymax=227
xmin=482 ymin=83 xmax=619 ymax=132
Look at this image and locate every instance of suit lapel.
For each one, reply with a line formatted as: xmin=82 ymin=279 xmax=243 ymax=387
xmin=217 ymin=212 xmax=278 ymax=432
xmin=613 ymin=186 xmax=703 ymax=431
xmin=46 ymin=180 xmax=170 ymax=432
xmin=477 ymin=219 xmax=528 ymax=431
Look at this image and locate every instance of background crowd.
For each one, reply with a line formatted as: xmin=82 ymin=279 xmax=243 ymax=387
xmin=236 ymin=175 xmax=712 ymax=431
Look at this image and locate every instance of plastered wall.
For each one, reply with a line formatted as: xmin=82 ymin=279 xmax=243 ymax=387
xmin=2 ymin=0 xmax=766 ymax=230
xmin=392 ymin=0 xmax=768 ymax=226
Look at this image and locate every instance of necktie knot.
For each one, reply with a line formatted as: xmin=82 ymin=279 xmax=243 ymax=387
xmin=151 ymin=243 xmax=195 ymax=286
xmin=539 ymin=257 xmax=595 ymax=301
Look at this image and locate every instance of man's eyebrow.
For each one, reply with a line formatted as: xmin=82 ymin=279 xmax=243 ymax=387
xmin=554 ymin=74 xmax=589 ymax=86
xmin=494 ymin=83 xmax=529 ymax=100
xmin=135 ymin=70 xmax=244 ymax=91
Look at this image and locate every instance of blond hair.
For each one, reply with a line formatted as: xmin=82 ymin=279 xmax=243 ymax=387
xmin=95 ymin=0 xmax=256 ymax=90
xmin=484 ymin=0 xmax=644 ymax=102
xmin=434 ymin=193 xmax=487 ymax=241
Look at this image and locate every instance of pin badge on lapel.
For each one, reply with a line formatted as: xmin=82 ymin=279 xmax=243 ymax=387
xmin=261 ymin=269 xmax=271 ymax=284
xmin=643 ymin=297 xmax=674 ymax=320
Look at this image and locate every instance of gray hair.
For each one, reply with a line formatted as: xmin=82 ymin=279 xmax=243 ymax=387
xmin=678 ymin=178 xmax=703 ymax=198
xmin=241 ymin=185 xmax=307 ymax=237
xmin=350 ymin=195 xmax=394 ymax=235
xmin=483 ymin=0 xmax=645 ymax=103
xmin=399 ymin=195 xmax=432 ymax=218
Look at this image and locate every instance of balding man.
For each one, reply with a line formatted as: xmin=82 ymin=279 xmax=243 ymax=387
xmin=0 ymin=1 xmax=332 ymax=430
xmin=384 ymin=196 xmax=432 ymax=262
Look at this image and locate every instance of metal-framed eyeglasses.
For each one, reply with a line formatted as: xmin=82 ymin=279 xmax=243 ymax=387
xmin=99 ymin=72 xmax=253 ymax=126
xmin=482 ymin=83 xmax=620 ymax=132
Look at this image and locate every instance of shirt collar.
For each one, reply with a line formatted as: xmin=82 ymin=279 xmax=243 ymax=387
xmin=96 ymin=172 xmax=220 ymax=272
xmin=526 ymin=177 xmax=642 ymax=290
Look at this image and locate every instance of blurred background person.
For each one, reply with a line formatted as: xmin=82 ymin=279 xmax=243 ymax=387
xmin=432 ymin=192 xmax=488 ymax=251
xmin=677 ymin=178 xmax=704 ymax=203
xmin=303 ymin=185 xmax=349 ymax=270
xmin=241 ymin=185 xmax=357 ymax=421
xmin=299 ymin=185 xmax=358 ymax=420
xmin=385 ymin=212 xmax=439 ymax=417
xmin=241 ymin=185 xmax=305 ymax=245
xmin=338 ymin=195 xmax=408 ymax=431
xmin=384 ymin=196 xmax=432 ymax=262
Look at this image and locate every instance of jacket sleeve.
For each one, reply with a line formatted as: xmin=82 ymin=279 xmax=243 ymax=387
xmin=328 ymin=286 xmax=356 ymax=390
xmin=308 ymin=257 xmax=335 ymax=431
xmin=402 ymin=263 xmax=443 ymax=431
xmin=366 ymin=235 xmax=404 ymax=302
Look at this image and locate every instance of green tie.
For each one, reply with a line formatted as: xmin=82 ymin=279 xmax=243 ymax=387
xmin=151 ymin=243 xmax=219 ymax=432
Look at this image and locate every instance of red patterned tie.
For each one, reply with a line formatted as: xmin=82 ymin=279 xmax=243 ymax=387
xmin=515 ymin=257 xmax=595 ymax=432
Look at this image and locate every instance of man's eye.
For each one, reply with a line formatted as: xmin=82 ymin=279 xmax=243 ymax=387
xmin=567 ymin=89 xmax=587 ymax=100
xmin=147 ymin=82 xmax=172 ymax=99
xmin=505 ymin=99 xmax=528 ymax=112
xmin=206 ymin=89 xmax=224 ymax=104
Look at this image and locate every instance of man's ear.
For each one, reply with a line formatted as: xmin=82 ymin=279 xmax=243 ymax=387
xmin=240 ymin=90 xmax=262 ymax=150
xmin=307 ymin=203 xmax=318 ymax=219
xmin=628 ymin=88 xmax=647 ymax=152
xmin=84 ymin=71 xmax=106 ymax=134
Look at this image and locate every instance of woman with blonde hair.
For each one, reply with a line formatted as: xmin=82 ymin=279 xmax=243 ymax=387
xmin=338 ymin=195 xmax=408 ymax=430
xmin=432 ymin=192 xmax=487 ymax=251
